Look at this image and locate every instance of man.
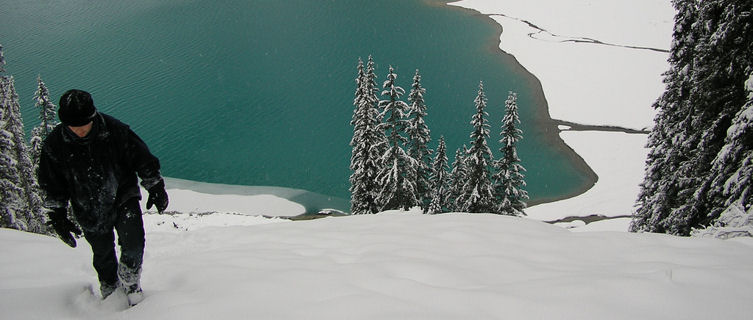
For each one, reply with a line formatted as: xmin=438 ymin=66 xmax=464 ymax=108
xmin=38 ymin=89 xmax=169 ymax=306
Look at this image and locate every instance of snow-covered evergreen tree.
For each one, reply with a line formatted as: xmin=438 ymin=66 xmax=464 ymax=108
xmin=685 ymin=0 xmax=753 ymax=231
xmin=406 ymin=69 xmax=433 ymax=212
xmin=427 ymin=136 xmax=450 ymax=214
xmin=30 ymin=76 xmax=58 ymax=171
xmin=0 ymin=44 xmax=16 ymax=228
xmin=366 ymin=56 xmax=388 ymax=162
xmin=632 ymin=0 xmax=753 ymax=235
xmin=706 ymin=73 xmax=753 ymax=215
xmin=0 ymin=44 xmax=5 ymax=73
xmin=447 ymin=146 xmax=468 ymax=212
xmin=375 ymin=66 xmax=418 ymax=211
xmin=0 ymin=80 xmax=25 ymax=229
xmin=632 ymin=0 xmax=700 ymax=234
xmin=458 ymin=82 xmax=496 ymax=213
xmin=0 ymin=74 xmax=45 ymax=233
xmin=350 ymin=58 xmax=382 ymax=214
xmin=365 ymin=56 xmax=380 ymax=111
xmin=492 ymin=92 xmax=528 ymax=216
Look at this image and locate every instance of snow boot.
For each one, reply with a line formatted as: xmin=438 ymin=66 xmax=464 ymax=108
xmin=100 ymin=280 xmax=121 ymax=300
xmin=118 ymin=263 xmax=143 ymax=306
xmin=124 ymin=283 xmax=144 ymax=306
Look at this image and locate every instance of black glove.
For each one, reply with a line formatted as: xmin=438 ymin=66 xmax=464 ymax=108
xmin=46 ymin=207 xmax=82 ymax=248
xmin=146 ymin=180 xmax=169 ymax=213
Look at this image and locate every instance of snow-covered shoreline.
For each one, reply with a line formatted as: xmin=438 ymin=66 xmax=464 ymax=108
xmin=448 ymin=0 xmax=675 ymax=231
xmin=449 ymin=0 xmax=673 ymax=129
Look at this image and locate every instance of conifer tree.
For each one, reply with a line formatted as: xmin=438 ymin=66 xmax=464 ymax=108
xmin=0 ymin=44 xmax=5 ymax=73
xmin=406 ymin=69 xmax=433 ymax=212
xmin=350 ymin=58 xmax=382 ymax=214
xmin=458 ymin=82 xmax=496 ymax=213
xmin=706 ymin=73 xmax=753 ymax=216
xmin=30 ymin=76 xmax=58 ymax=171
xmin=0 ymin=79 xmax=25 ymax=229
xmin=492 ymin=92 xmax=528 ymax=216
xmin=427 ymin=136 xmax=450 ymax=214
xmin=366 ymin=56 xmax=388 ymax=162
xmin=632 ymin=0 xmax=753 ymax=235
xmin=375 ymin=66 xmax=418 ymax=211
xmin=632 ymin=0 xmax=700 ymax=233
xmin=447 ymin=146 xmax=468 ymax=212
xmin=365 ymin=56 xmax=380 ymax=110
xmin=0 ymin=44 xmax=16 ymax=228
xmin=0 ymin=73 xmax=45 ymax=233
xmin=679 ymin=0 xmax=753 ymax=232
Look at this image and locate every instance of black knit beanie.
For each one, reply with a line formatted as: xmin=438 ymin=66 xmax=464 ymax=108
xmin=59 ymin=89 xmax=97 ymax=126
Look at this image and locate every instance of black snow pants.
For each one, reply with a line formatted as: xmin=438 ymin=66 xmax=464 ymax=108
xmin=83 ymin=198 xmax=145 ymax=287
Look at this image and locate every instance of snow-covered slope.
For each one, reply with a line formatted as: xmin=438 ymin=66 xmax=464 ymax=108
xmin=2 ymin=213 xmax=753 ymax=319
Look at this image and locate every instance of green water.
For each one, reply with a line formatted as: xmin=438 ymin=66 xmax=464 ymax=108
xmin=1 ymin=0 xmax=592 ymax=211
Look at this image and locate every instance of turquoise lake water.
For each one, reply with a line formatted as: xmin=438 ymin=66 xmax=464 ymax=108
xmin=2 ymin=0 xmax=592 ymax=212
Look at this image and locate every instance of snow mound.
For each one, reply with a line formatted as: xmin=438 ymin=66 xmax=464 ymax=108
xmin=143 ymin=211 xmax=288 ymax=233
xmin=142 ymin=186 xmax=306 ymax=218
xmin=3 ymin=213 xmax=753 ymax=319
xmin=692 ymin=203 xmax=753 ymax=239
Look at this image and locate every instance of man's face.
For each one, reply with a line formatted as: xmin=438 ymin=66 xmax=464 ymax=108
xmin=68 ymin=121 xmax=93 ymax=138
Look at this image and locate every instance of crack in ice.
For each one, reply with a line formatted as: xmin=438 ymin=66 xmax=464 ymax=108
xmin=487 ymin=13 xmax=670 ymax=53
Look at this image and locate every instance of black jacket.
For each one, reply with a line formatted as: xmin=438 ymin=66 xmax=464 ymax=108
xmin=38 ymin=113 xmax=163 ymax=233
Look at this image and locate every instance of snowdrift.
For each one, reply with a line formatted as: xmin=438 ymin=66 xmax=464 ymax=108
xmin=2 ymin=213 xmax=753 ymax=319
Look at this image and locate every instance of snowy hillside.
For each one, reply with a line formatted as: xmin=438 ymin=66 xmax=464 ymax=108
xmin=2 ymin=213 xmax=753 ymax=319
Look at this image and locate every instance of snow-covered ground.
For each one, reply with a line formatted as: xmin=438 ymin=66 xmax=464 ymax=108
xmin=449 ymin=0 xmax=676 ymax=231
xmin=8 ymin=2 xmax=743 ymax=319
xmin=3 ymin=213 xmax=753 ymax=319
xmin=151 ymin=179 xmax=306 ymax=218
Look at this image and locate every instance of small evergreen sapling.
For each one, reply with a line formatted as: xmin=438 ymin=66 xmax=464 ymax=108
xmin=447 ymin=146 xmax=468 ymax=212
xmin=428 ymin=136 xmax=450 ymax=214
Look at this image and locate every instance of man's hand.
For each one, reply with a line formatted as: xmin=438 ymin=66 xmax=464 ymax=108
xmin=46 ymin=207 xmax=82 ymax=248
xmin=146 ymin=181 xmax=169 ymax=213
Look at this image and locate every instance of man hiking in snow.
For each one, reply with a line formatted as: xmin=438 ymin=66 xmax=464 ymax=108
xmin=37 ymin=89 xmax=169 ymax=306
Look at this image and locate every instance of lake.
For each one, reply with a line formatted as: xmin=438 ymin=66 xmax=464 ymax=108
xmin=2 ymin=0 xmax=594 ymax=212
